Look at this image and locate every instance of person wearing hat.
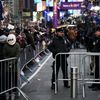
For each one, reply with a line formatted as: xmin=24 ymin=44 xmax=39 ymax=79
xmin=3 ymin=34 xmax=20 ymax=58
xmin=48 ymin=27 xmax=74 ymax=90
xmin=2 ymin=34 xmax=20 ymax=100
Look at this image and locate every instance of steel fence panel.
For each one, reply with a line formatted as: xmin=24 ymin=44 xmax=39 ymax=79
xmin=0 ymin=57 xmax=31 ymax=100
xmin=54 ymin=52 xmax=100 ymax=98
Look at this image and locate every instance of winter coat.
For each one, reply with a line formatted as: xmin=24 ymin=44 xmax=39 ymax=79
xmin=3 ymin=43 xmax=20 ymax=58
xmin=48 ymin=35 xmax=72 ymax=58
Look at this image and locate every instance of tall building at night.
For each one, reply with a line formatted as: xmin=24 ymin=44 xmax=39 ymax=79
xmin=4 ymin=0 xmax=19 ymax=18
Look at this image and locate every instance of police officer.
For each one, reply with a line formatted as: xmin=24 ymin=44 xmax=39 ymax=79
xmin=48 ymin=27 xmax=75 ymax=90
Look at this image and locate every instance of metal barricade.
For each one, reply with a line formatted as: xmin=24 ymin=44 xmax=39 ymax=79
xmin=19 ymin=43 xmax=43 ymax=69
xmin=54 ymin=52 xmax=100 ymax=99
xmin=20 ymin=49 xmax=51 ymax=88
xmin=0 ymin=57 xmax=31 ymax=100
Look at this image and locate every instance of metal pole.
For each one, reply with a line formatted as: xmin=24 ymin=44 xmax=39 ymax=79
xmin=70 ymin=67 xmax=78 ymax=99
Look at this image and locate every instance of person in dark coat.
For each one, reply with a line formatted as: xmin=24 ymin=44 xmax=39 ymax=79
xmin=23 ymin=28 xmax=36 ymax=50
xmin=48 ymin=28 xmax=75 ymax=90
xmin=88 ymin=25 xmax=100 ymax=91
xmin=2 ymin=34 xmax=20 ymax=100
xmin=0 ymin=29 xmax=7 ymax=59
xmin=0 ymin=29 xmax=7 ymax=100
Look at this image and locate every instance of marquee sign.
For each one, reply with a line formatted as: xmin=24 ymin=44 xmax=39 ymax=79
xmin=61 ymin=2 xmax=82 ymax=10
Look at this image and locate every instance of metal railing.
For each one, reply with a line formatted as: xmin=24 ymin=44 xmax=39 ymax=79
xmin=19 ymin=43 xmax=43 ymax=69
xmin=20 ymin=49 xmax=51 ymax=88
xmin=0 ymin=57 xmax=31 ymax=100
xmin=54 ymin=52 xmax=100 ymax=99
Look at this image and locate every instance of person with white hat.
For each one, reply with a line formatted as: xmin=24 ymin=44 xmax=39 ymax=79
xmin=2 ymin=34 xmax=20 ymax=100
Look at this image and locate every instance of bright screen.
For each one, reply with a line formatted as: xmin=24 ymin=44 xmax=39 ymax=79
xmin=60 ymin=12 xmax=65 ymax=17
xmin=34 ymin=0 xmax=42 ymax=4
xmin=33 ymin=12 xmax=37 ymax=22
xmin=60 ymin=0 xmax=65 ymax=3
xmin=68 ymin=0 xmax=83 ymax=2
xmin=46 ymin=0 xmax=53 ymax=7
xmin=68 ymin=0 xmax=84 ymax=15
xmin=36 ymin=1 xmax=46 ymax=11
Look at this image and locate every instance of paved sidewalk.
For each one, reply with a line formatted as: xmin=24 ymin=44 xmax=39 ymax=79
xmin=17 ymin=50 xmax=100 ymax=100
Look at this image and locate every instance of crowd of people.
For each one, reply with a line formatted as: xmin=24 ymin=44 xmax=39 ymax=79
xmin=0 ymin=12 xmax=100 ymax=100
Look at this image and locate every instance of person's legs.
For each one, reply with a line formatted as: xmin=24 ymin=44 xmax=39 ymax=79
xmin=89 ymin=56 xmax=100 ymax=90
xmin=61 ymin=55 xmax=69 ymax=88
xmin=51 ymin=56 xmax=60 ymax=89
xmin=92 ymin=56 xmax=100 ymax=91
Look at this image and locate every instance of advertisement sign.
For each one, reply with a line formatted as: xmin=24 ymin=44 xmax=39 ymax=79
xmin=34 ymin=0 xmax=42 ymax=4
xmin=22 ymin=9 xmax=31 ymax=18
xmin=61 ymin=2 xmax=82 ymax=10
xmin=36 ymin=1 xmax=46 ymax=11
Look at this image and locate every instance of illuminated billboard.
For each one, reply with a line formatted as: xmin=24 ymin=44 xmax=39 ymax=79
xmin=36 ymin=1 xmax=46 ymax=11
xmin=67 ymin=0 xmax=84 ymax=15
xmin=46 ymin=0 xmax=53 ymax=7
xmin=68 ymin=0 xmax=83 ymax=2
xmin=34 ymin=0 xmax=42 ymax=4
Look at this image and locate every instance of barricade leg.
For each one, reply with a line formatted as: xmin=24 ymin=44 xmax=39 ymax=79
xmin=70 ymin=67 xmax=78 ymax=99
xmin=54 ymin=61 xmax=58 ymax=94
xmin=0 ymin=87 xmax=31 ymax=100
xmin=82 ymin=84 xmax=86 ymax=98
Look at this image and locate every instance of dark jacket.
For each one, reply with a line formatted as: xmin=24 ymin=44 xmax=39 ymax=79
xmin=92 ymin=36 xmax=100 ymax=52
xmin=3 ymin=43 xmax=20 ymax=58
xmin=48 ymin=35 xmax=72 ymax=58
xmin=24 ymin=29 xmax=36 ymax=50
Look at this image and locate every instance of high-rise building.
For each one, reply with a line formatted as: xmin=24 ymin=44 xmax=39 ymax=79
xmin=4 ymin=0 xmax=19 ymax=18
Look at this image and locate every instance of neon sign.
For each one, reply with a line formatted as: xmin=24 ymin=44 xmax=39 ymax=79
xmin=61 ymin=2 xmax=82 ymax=9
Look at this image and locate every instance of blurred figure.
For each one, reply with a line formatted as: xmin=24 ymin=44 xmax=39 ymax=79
xmin=88 ymin=25 xmax=100 ymax=91
xmin=0 ymin=29 xmax=7 ymax=100
xmin=0 ymin=29 xmax=7 ymax=59
xmin=23 ymin=28 xmax=35 ymax=50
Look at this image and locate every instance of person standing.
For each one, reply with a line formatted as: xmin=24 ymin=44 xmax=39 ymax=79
xmin=48 ymin=27 xmax=76 ymax=90
xmin=88 ymin=25 xmax=100 ymax=91
xmin=3 ymin=33 xmax=20 ymax=100
xmin=0 ymin=29 xmax=7 ymax=100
